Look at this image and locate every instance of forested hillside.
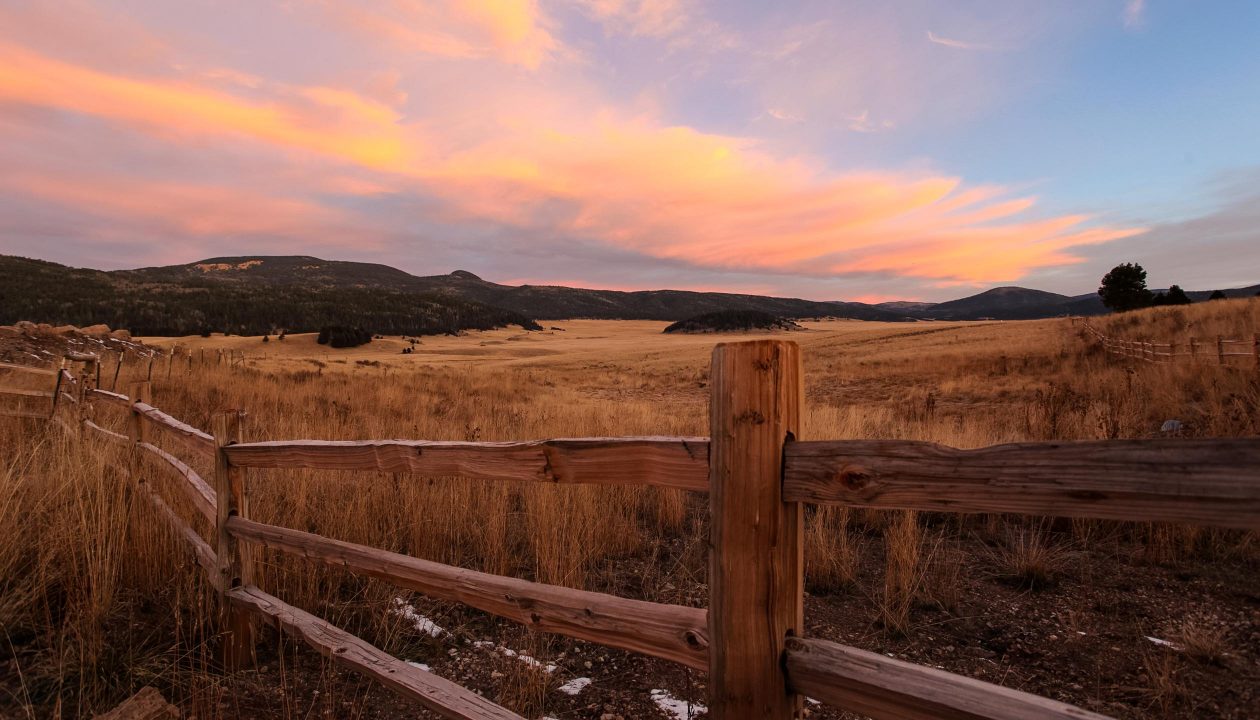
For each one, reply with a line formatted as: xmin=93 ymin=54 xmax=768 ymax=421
xmin=0 ymin=256 xmax=541 ymax=336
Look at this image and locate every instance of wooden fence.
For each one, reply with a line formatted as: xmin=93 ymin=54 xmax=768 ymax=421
xmin=3 ymin=340 xmax=1259 ymax=720
xmin=1079 ymin=318 xmax=1260 ymax=370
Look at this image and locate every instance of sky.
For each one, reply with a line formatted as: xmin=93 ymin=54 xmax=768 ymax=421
xmin=1 ymin=0 xmax=1257 ymax=302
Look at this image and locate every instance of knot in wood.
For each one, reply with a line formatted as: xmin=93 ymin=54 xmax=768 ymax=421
xmin=735 ymin=410 xmax=766 ymax=425
xmin=835 ymin=465 xmax=871 ymax=490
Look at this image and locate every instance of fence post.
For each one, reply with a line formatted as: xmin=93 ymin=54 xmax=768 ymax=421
xmin=49 ymin=361 xmax=65 ymax=420
xmin=212 ymin=411 xmax=256 ymax=669
xmin=708 ymin=340 xmax=803 ymax=719
xmin=127 ymin=382 xmax=151 ymax=486
xmin=1189 ymin=337 xmax=1197 ymax=362
xmin=1254 ymin=334 xmax=1259 ymax=371
xmin=1217 ymin=336 xmax=1225 ymax=366
xmin=128 ymin=381 xmax=151 ymax=446
xmin=1169 ymin=341 xmax=1177 ymax=364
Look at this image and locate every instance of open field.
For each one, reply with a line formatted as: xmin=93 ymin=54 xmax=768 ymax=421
xmin=3 ymin=299 xmax=1259 ymax=719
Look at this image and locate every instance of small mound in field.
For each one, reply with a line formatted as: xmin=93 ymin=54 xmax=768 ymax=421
xmin=663 ymin=309 xmax=803 ymax=334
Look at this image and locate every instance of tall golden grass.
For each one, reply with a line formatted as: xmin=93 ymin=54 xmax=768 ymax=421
xmin=1 ymin=299 xmax=1257 ymax=717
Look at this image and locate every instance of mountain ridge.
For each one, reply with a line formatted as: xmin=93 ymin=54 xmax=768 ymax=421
xmin=3 ymin=254 xmax=1258 ymax=332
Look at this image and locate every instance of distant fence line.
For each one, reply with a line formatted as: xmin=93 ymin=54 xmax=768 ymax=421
xmin=3 ymin=345 xmax=1260 ymax=720
xmin=1076 ymin=317 xmax=1259 ymax=370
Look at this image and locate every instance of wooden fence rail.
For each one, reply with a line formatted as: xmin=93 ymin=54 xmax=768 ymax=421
xmin=4 ymin=340 xmax=1259 ymax=720
xmin=224 ymin=437 xmax=709 ymax=491
xmin=1080 ymin=318 xmax=1259 ymax=370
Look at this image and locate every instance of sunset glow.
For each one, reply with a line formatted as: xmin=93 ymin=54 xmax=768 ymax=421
xmin=2 ymin=1 xmax=1257 ymax=299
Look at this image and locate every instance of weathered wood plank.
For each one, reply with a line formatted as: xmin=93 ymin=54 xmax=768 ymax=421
xmin=0 ymin=361 xmax=57 ymax=376
xmin=0 ymin=387 xmax=54 ymax=398
xmin=785 ymin=637 xmax=1110 ymax=720
xmin=783 ymin=438 xmax=1260 ymax=530
xmin=227 ymin=516 xmax=710 ymax=670
xmin=708 ymin=340 xmax=803 ymax=719
xmin=88 ymin=388 xmax=130 ymax=408
xmin=144 ymin=486 xmax=219 ymax=591
xmin=0 ymin=409 xmax=50 ymax=420
xmin=227 ymin=585 xmax=525 ymax=720
xmin=224 ymin=437 xmax=710 ymax=491
xmin=135 ymin=402 xmax=216 ymax=458
xmin=138 ymin=442 xmax=216 ymax=523
xmin=84 ymin=420 xmax=131 ymax=446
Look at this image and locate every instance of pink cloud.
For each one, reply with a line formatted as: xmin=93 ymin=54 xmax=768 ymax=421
xmin=0 ymin=5 xmax=1147 ymax=294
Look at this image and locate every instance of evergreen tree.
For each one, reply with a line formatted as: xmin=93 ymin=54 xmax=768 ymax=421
xmin=1164 ymin=285 xmax=1192 ymax=305
xmin=1098 ymin=263 xmax=1153 ymax=312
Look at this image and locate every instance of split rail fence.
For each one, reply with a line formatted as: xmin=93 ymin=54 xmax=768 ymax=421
xmin=1079 ymin=318 xmax=1260 ymax=370
xmin=3 ymin=341 xmax=1259 ymax=720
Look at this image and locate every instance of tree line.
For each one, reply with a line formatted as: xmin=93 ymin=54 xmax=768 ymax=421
xmin=1098 ymin=262 xmax=1235 ymax=312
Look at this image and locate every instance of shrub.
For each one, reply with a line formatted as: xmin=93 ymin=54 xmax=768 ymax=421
xmin=316 ymin=326 xmax=372 ymax=348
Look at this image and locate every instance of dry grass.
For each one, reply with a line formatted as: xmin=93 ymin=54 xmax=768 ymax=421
xmin=2 ymin=299 xmax=1258 ymax=717
xmin=987 ymin=523 xmax=1076 ymax=591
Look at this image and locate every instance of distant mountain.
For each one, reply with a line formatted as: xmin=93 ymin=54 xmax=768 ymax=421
xmin=0 ymin=256 xmax=540 ymax=337
xmin=119 ymin=255 xmax=909 ymax=322
xmin=917 ymin=287 xmax=1078 ymax=320
xmin=874 ymin=300 xmax=938 ymax=314
xmin=3 ymin=254 xmax=1256 ymax=334
xmin=876 ymin=283 xmax=1260 ymax=321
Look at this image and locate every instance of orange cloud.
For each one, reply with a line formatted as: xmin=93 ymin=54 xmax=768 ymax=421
xmin=323 ymin=0 xmax=558 ymax=69
xmin=0 ymin=39 xmax=1144 ymax=286
xmin=428 ymin=115 xmax=1144 ymax=283
xmin=0 ymin=43 xmax=416 ymax=171
xmin=2 ymin=171 xmax=357 ymax=242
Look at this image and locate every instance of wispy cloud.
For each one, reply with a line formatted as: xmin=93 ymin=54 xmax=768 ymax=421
xmin=573 ymin=0 xmax=689 ymax=38
xmin=926 ymin=31 xmax=992 ymax=51
xmin=767 ymin=107 xmax=802 ymax=123
xmin=845 ymin=110 xmax=894 ymax=133
xmin=317 ymin=0 xmax=560 ymax=69
xmin=1123 ymin=0 xmax=1147 ymax=29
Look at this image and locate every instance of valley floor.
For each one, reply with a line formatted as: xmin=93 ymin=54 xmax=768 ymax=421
xmin=3 ymin=303 xmax=1258 ymax=719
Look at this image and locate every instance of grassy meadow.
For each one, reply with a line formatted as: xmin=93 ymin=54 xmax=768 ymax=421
xmin=2 ymin=299 xmax=1258 ymax=718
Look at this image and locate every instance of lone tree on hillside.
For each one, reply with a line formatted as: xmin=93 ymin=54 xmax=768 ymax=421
xmin=1098 ymin=263 xmax=1153 ymax=312
xmin=1209 ymin=290 xmax=1228 ymax=300
xmin=1152 ymin=284 xmax=1193 ymax=306
xmin=1164 ymin=285 xmax=1192 ymax=305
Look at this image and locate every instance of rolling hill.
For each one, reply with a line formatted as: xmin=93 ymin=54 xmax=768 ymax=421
xmin=0 ymin=256 xmax=541 ymax=337
xmin=3 ymin=254 xmax=1256 ymax=334
xmin=118 ymin=255 xmax=906 ymax=322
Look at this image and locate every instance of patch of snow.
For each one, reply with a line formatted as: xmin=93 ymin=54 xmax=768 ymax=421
xmin=557 ymin=677 xmax=591 ymax=696
xmin=650 ymin=688 xmax=706 ymax=720
xmin=406 ymin=661 xmax=432 ymax=672
xmin=1145 ymin=636 xmax=1182 ymax=650
xmin=472 ymin=639 xmax=557 ymax=673
xmin=392 ymin=598 xmax=446 ymax=638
